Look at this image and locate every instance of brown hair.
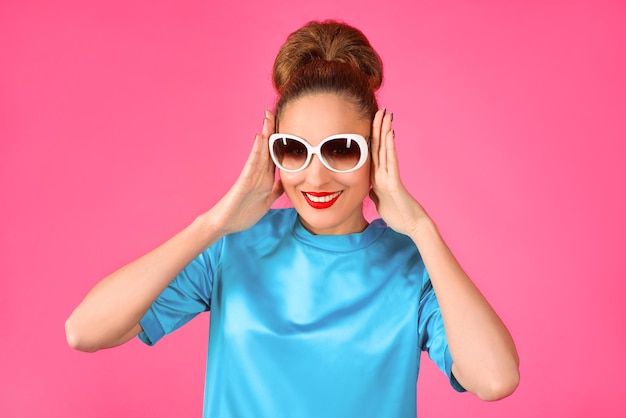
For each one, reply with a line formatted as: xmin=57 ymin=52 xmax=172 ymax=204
xmin=272 ymin=20 xmax=383 ymax=122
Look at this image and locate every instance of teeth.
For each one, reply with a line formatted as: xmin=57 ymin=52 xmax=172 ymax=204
xmin=306 ymin=191 xmax=342 ymax=203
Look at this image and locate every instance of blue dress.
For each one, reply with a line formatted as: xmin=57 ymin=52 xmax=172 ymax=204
xmin=139 ymin=208 xmax=464 ymax=417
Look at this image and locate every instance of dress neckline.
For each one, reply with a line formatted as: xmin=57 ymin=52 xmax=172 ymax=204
xmin=289 ymin=209 xmax=387 ymax=252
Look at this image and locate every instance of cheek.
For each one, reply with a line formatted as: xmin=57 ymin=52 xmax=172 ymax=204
xmin=278 ymin=166 xmax=370 ymax=191
xmin=345 ymin=166 xmax=371 ymax=189
xmin=278 ymin=172 xmax=301 ymax=191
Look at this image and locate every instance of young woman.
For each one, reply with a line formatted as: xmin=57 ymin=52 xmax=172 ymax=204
xmin=66 ymin=20 xmax=519 ymax=417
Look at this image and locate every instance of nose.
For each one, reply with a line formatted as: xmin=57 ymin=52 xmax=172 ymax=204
xmin=304 ymin=154 xmax=331 ymax=187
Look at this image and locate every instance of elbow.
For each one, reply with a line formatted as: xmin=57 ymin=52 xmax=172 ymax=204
xmin=476 ymin=368 xmax=520 ymax=401
xmin=65 ymin=317 xmax=100 ymax=353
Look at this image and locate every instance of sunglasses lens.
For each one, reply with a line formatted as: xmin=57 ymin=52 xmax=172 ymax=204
xmin=272 ymin=137 xmax=308 ymax=171
xmin=321 ymin=138 xmax=362 ymax=171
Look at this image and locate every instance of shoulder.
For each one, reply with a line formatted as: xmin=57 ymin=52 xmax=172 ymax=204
xmin=254 ymin=208 xmax=297 ymax=232
xmin=203 ymin=209 xmax=296 ymax=263
xmin=369 ymin=220 xmax=429 ymax=280
xmin=226 ymin=208 xmax=296 ymax=243
xmin=371 ymin=219 xmax=419 ymax=252
xmin=202 ymin=208 xmax=295 ymax=254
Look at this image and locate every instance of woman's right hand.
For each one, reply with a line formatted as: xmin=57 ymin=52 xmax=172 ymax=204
xmin=65 ymin=110 xmax=283 ymax=352
xmin=206 ymin=110 xmax=283 ymax=236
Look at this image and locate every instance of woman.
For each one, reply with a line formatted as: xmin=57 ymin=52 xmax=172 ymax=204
xmin=66 ymin=20 xmax=519 ymax=417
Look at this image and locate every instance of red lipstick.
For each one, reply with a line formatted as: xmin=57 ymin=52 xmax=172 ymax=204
xmin=302 ymin=191 xmax=342 ymax=209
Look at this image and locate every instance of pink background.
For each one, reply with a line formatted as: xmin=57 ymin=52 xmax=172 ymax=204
xmin=1 ymin=0 xmax=625 ymax=416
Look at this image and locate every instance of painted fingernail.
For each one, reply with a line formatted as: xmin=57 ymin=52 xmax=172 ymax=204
xmin=392 ymin=130 xmax=395 ymax=138
xmin=382 ymin=108 xmax=387 ymax=116
xmin=390 ymin=113 xmax=394 ymax=122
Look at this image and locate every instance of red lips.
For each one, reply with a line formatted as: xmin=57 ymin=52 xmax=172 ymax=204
xmin=302 ymin=191 xmax=342 ymax=209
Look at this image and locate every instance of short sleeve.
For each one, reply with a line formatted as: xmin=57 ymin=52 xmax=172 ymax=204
xmin=417 ymin=278 xmax=466 ymax=392
xmin=137 ymin=239 xmax=222 ymax=346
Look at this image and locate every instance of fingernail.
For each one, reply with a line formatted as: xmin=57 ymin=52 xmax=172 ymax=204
xmin=265 ymin=109 xmax=271 ymax=119
xmin=390 ymin=113 xmax=394 ymax=122
xmin=392 ymin=130 xmax=395 ymax=138
xmin=382 ymin=108 xmax=386 ymax=116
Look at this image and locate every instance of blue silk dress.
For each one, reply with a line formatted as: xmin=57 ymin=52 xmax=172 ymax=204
xmin=139 ymin=208 xmax=464 ymax=417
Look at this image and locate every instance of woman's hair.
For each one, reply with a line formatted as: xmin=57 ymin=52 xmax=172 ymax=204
xmin=272 ymin=20 xmax=383 ymax=123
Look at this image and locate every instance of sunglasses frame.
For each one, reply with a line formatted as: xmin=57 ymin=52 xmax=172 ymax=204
xmin=268 ymin=133 xmax=369 ymax=173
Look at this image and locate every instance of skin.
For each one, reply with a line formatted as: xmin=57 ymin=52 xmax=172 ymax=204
xmin=277 ymin=93 xmax=371 ymax=235
xmin=65 ymin=92 xmax=519 ymax=402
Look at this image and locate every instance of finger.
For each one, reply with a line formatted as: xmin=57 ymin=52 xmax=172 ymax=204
xmin=240 ymin=133 xmax=265 ymax=178
xmin=262 ymin=109 xmax=275 ymax=138
xmin=259 ymin=111 xmax=277 ymax=173
xmin=382 ymin=111 xmax=393 ymax=133
xmin=385 ymin=129 xmax=400 ymax=176
xmin=378 ymin=111 xmax=393 ymax=172
xmin=371 ymin=108 xmax=385 ymax=168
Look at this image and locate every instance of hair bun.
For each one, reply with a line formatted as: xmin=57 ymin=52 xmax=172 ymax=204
xmin=272 ymin=20 xmax=383 ymax=95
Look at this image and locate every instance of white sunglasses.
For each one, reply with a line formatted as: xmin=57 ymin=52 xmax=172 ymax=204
xmin=269 ymin=133 xmax=369 ymax=173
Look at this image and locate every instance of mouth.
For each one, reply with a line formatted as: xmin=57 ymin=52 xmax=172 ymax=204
xmin=302 ymin=191 xmax=342 ymax=209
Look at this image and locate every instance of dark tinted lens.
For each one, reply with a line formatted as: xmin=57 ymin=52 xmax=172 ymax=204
xmin=272 ymin=137 xmax=308 ymax=170
xmin=321 ymin=138 xmax=361 ymax=171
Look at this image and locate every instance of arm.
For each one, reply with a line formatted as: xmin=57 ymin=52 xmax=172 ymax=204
xmin=65 ymin=214 xmax=221 ymax=352
xmin=410 ymin=218 xmax=519 ymax=400
xmin=369 ymin=109 xmax=519 ymax=400
xmin=65 ymin=111 xmax=283 ymax=352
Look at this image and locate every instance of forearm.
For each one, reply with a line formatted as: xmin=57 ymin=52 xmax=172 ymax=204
xmin=65 ymin=211 xmax=223 ymax=352
xmin=409 ymin=218 xmax=519 ymax=400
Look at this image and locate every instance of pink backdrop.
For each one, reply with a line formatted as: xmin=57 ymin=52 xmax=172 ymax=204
xmin=1 ymin=0 xmax=625 ymax=416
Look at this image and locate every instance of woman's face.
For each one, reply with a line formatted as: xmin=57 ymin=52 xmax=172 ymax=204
xmin=277 ymin=93 xmax=371 ymax=235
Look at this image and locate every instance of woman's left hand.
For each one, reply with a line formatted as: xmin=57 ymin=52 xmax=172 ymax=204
xmin=370 ymin=109 xmax=429 ymax=237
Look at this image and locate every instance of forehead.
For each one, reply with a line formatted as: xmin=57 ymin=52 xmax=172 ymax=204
xmin=278 ymin=93 xmax=370 ymax=144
